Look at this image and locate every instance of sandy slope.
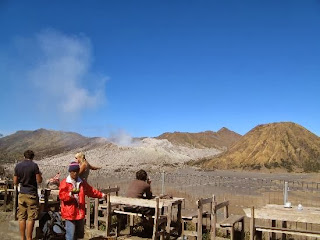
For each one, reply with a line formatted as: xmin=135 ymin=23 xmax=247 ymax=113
xmin=36 ymin=138 xmax=221 ymax=179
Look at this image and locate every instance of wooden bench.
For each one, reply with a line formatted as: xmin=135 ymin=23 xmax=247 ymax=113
xmin=249 ymin=207 xmax=320 ymax=240
xmin=86 ymin=186 xmax=120 ymax=230
xmin=182 ymin=195 xmax=244 ymax=240
xmin=0 ymin=180 xmax=15 ymax=211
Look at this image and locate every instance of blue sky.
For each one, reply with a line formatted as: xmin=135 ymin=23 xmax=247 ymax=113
xmin=0 ymin=1 xmax=319 ymax=138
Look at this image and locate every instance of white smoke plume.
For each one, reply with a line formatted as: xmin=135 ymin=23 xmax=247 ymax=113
xmin=28 ymin=29 xmax=106 ymax=117
xmin=108 ymin=129 xmax=141 ymax=146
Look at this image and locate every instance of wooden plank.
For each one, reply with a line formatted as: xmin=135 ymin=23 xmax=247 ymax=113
xmin=271 ymin=219 xmax=276 ymax=240
xmin=86 ymin=196 xmax=91 ymax=228
xmin=199 ymin=197 xmax=213 ymax=205
xmin=224 ymin=204 xmax=229 ymax=219
xmin=108 ymin=196 xmax=164 ymax=208
xmin=219 ymin=215 xmax=244 ymax=227
xmin=152 ymin=197 xmax=160 ymax=240
xmin=216 ymin=201 xmax=229 ymax=210
xmin=113 ymin=210 xmax=148 ymax=218
xmin=13 ymin=186 xmax=18 ymax=220
xmin=94 ymin=198 xmax=99 ymax=229
xmin=177 ymin=201 xmax=182 ymax=236
xmin=250 ymin=207 xmax=255 ymax=240
xmin=211 ymin=195 xmax=217 ymax=240
xmin=3 ymin=184 xmax=7 ymax=210
xmin=256 ymin=226 xmax=320 ymax=237
xmin=105 ymin=194 xmax=112 ymax=237
xmin=101 ymin=187 xmax=120 ymax=194
xmin=0 ymin=189 xmax=15 ymax=192
xmin=182 ymin=211 xmax=209 ymax=220
xmin=166 ymin=203 xmax=172 ymax=234
xmin=197 ymin=199 xmax=203 ymax=240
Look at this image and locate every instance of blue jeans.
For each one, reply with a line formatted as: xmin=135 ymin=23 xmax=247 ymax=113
xmin=65 ymin=219 xmax=84 ymax=240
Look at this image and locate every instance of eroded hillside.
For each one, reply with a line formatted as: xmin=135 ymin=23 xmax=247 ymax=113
xmin=157 ymin=127 xmax=241 ymax=149
xmin=198 ymin=122 xmax=320 ymax=172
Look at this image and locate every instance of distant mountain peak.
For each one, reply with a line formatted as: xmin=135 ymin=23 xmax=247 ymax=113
xmin=217 ymin=127 xmax=232 ymax=133
xmin=0 ymin=129 xmax=109 ymax=162
xmin=157 ymin=128 xmax=241 ymax=149
xmin=200 ymin=122 xmax=320 ymax=172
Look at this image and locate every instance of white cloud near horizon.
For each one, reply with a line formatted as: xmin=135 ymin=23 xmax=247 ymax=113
xmin=28 ymin=29 xmax=106 ymax=116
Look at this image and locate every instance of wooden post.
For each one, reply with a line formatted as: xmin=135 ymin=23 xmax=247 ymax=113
xmin=282 ymin=221 xmax=287 ymax=240
xmin=166 ymin=203 xmax=172 ymax=235
xmin=152 ymin=197 xmax=160 ymax=240
xmin=271 ymin=220 xmax=276 ymax=240
xmin=241 ymin=218 xmax=245 ymax=240
xmin=94 ymin=198 xmax=99 ymax=229
xmin=129 ymin=215 xmax=134 ymax=234
xmin=250 ymin=207 xmax=255 ymax=240
xmin=13 ymin=186 xmax=18 ymax=220
xmin=177 ymin=201 xmax=182 ymax=236
xmin=86 ymin=197 xmax=91 ymax=228
xmin=211 ymin=195 xmax=217 ymax=240
xmin=4 ymin=181 xmax=7 ymax=211
xmin=197 ymin=199 xmax=203 ymax=240
xmin=224 ymin=200 xmax=229 ymax=237
xmin=230 ymin=224 xmax=235 ymax=240
xmin=224 ymin=203 xmax=229 ymax=219
xmin=44 ymin=189 xmax=51 ymax=212
xmin=105 ymin=193 xmax=111 ymax=237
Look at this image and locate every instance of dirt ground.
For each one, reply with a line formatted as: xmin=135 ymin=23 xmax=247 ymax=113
xmin=1 ymin=167 xmax=319 ymax=239
xmin=0 ymin=211 xmax=20 ymax=240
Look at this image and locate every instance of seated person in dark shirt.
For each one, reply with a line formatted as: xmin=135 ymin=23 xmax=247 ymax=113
xmin=125 ymin=169 xmax=154 ymax=215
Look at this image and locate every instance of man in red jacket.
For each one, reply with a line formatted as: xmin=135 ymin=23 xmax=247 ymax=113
xmin=59 ymin=162 xmax=107 ymax=240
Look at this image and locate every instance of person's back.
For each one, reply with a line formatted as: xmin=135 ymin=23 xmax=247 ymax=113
xmin=15 ymin=160 xmax=40 ymax=195
xmin=79 ymin=164 xmax=90 ymax=181
xmin=125 ymin=169 xmax=154 ymax=216
xmin=14 ymin=150 xmax=42 ymax=240
xmin=126 ymin=179 xmax=152 ymax=199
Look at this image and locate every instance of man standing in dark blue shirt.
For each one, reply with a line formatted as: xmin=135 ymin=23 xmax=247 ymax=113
xmin=14 ymin=150 xmax=42 ymax=240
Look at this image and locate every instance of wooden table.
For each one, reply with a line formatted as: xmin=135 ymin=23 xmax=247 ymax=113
xmin=102 ymin=195 xmax=184 ymax=239
xmin=243 ymin=204 xmax=320 ymax=239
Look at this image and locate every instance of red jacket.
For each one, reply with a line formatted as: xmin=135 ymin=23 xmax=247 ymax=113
xmin=59 ymin=176 xmax=103 ymax=220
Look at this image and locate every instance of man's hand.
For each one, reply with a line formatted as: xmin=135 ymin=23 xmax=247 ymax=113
xmin=147 ymin=177 xmax=152 ymax=185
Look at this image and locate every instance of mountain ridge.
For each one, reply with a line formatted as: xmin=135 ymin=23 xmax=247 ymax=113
xmin=197 ymin=122 xmax=320 ymax=172
xmin=0 ymin=128 xmax=109 ymax=162
xmin=156 ymin=127 xmax=241 ymax=149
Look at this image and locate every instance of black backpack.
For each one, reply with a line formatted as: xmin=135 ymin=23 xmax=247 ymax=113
xmin=40 ymin=211 xmax=66 ymax=240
